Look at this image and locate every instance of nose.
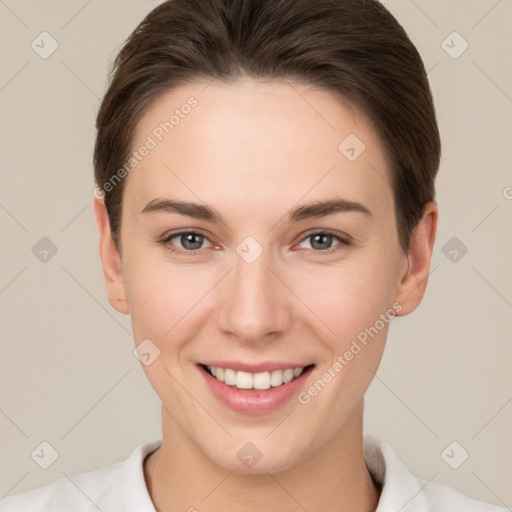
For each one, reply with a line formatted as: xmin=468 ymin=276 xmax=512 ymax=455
xmin=216 ymin=249 xmax=292 ymax=345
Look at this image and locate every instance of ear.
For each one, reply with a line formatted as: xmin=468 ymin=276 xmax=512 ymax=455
xmin=93 ymin=195 xmax=129 ymax=315
xmin=393 ymin=202 xmax=438 ymax=316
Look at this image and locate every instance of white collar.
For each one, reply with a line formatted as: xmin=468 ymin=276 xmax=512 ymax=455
xmin=119 ymin=435 xmax=504 ymax=511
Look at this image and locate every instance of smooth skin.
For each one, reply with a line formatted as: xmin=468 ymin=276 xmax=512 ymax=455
xmin=94 ymin=77 xmax=437 ymax=512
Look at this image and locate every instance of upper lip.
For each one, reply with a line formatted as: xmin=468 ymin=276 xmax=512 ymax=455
xmin=200 ymin=361 xmax=314 ymax=373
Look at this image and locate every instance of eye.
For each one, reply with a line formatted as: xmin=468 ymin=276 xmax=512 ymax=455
xmin=161 ymin=231 xmax=213 ymax=255
xmin=160 ymin=229 xmax=350 ymax=256
xmin=296 ymin=231 xmax=349 ymax=253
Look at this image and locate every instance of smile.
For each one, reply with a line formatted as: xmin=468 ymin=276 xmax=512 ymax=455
xmin=205 ymin=364 xmax=310 ymax=390
xmin=198 ymin=363 xmax=315 ymax=414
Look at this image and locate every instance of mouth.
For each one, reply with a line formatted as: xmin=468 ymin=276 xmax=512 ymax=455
xmin=199 ymin=363 xmax=315 ymax=391
xmin=197 ymin=361 xmax=315 ymax=414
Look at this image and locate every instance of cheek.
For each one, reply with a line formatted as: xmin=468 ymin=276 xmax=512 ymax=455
xmin=295 ymin=256 xmax=398 ymax=423
xmin=294 ymin=248 xmax=400 ymax=342
xmin=124 ymin=254 xmax=216 ymax=347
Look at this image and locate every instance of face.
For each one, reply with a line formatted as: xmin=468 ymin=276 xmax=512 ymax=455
xmin=95 ymin=77 xmax=436 ymax=474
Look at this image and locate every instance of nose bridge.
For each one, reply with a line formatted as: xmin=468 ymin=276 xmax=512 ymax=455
xmin=217 ymin=242 xmax=290 ymax=341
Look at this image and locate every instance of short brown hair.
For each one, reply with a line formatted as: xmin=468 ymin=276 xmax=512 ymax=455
xmin=94 ymin=0 xmax=441 ymax=253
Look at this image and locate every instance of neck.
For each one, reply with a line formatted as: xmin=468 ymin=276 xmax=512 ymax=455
xmin=144 ymin=400 xmax=380 ymax=512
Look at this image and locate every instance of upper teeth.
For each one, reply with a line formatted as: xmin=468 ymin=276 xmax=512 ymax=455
xmin=207 ymin=365 xmax=305 ymax=390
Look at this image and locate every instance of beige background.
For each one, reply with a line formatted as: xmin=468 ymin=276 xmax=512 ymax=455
xmin=1 ymin=0 xmax=511 ymax=507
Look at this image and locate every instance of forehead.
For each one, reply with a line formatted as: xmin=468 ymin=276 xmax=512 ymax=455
xmin=125 ymin=78 xmax=393 ymax=221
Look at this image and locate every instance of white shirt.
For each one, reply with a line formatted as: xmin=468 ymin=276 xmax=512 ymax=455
xmin=0 ymin=435 xmax=506 ymax=511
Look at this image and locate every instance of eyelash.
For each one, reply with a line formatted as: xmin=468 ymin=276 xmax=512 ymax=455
xmin=159 ymin=230 xmax=350 ymax=256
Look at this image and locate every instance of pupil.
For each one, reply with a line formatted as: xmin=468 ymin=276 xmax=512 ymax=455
xmin=312 ymin=234 xmax=332 ymax=250
xmin=183 ymin=233 xmax=202 ymax=250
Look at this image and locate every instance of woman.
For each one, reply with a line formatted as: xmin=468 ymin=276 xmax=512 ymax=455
xmin=1 ymin=0 xmax=506 ymax=510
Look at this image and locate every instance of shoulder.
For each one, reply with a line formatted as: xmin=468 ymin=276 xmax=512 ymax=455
xmin=0 ymin=459 xmax=124 ymax=512
xmin=363 ymin=434 xmax=507 ymax=512
xmin=0 ymin=439 xmax=161 ymax=512
xmin=419 ymin=478 xmax=508 ymax=511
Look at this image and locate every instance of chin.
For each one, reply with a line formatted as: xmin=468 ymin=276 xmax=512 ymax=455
xmin=219 ymin=452 xmax=301 ymax=475
xmin=203 ymin=435 xmax=311 ymax=476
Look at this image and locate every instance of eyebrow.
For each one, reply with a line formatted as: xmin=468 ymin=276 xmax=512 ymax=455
xmin=141 ymin=197 xmax=373 ymax=224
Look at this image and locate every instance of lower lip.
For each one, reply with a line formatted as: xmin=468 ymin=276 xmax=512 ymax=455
xmin=198 ymin=364 xmax=314 ymax=415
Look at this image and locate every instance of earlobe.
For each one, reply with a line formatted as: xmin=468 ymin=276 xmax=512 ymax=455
xmin=393 ymin=202 xmax=438 ymax=316
xmin=93 ymin=196 xmax=129 ymax=315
